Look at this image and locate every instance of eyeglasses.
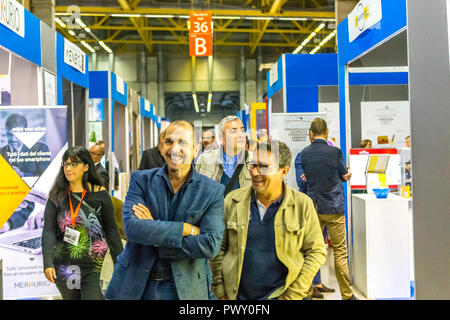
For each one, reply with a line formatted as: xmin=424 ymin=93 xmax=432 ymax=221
xmin=246 ymin=162 xmax=278 ymax=175
xmin=61 ymin=161 xmax=82 ymax=169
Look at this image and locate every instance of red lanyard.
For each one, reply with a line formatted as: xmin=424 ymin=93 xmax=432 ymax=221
xmin=68 ymin=189 xmax=86 ymax=227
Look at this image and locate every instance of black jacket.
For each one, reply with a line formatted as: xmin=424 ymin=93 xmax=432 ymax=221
xmin=138 ymin=146 xmax=165 ymax=170
xmin=95 ymin=162 xmax=110 ymax=191
xmin=301 ymin=139 xmax=348 ymax=214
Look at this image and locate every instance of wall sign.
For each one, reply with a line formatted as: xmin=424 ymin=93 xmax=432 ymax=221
xmin=116 ymin=74 xmax=125 ymax=95
xmin=348 ymin=0 xmax=382 ymax=43
xmin=269 ymin=112 xmax=327 ymax=189
xmin=144 ymin=99 xmax=150 ymax=112
xmin=0 ymin=0 xmax=25 ymax=38
xmin=269 ymin=62 xmax=278 ymax=87
xmin=189 ymin=11 xmax=213 ymax=57
xmin=63 ymin=38 xmax=86 ymax=74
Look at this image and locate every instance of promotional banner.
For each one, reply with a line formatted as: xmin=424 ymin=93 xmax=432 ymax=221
xmin=0 ymin=105 xmax=67 ymax=299
xmin=269 ymin=112 xmax=326 ymax=189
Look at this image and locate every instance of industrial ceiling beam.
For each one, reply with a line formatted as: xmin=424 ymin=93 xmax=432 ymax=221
xmin=117 ymin=0 xmax=152 ymax=53
xmin=55 ymin=6 xmax=335 ymax=19
xmin=249 ymin=0 xmax=287 ymax=55
xmin=80 ymin=24 xmax=333 ymax=35
xmin=73 ymin=38 xmax=334 ymax=48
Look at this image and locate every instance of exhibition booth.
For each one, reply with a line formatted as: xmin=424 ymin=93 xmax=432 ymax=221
xmin=337 ymin=0 xmax=413 ymax=299
xmin=88 ymin=71 xmax=129 ymax=198
xmin=266 ymin=53 xmax=341 ymax=193
xmin=139 ymin=97 xmax=156 ymax=157
xmin=128 ymin=88 xmax=141 ymax=173
xmin=0 ymin=2 xmax=80 ymax=299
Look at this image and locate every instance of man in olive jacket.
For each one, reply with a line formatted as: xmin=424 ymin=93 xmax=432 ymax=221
xmin=211 ymin=140 xmax=326 ymax=300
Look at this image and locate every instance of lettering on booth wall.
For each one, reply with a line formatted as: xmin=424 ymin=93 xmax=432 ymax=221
xmin=0 ymin=0 xmax=25 ymax=38
xmin=64 ymin=38 xmax=86 ymax=74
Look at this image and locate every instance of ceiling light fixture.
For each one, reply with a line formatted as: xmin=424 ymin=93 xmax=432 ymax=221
xmin=207 ymin=93 xmax=212 ymax=113
xmin=55 ymin=17 xmax=66 ymax=28
xmin=80 ymin=40 xmax=96 ymax=53
xmin=192 ymin=93 xmax=199 ymax=113
xmin=99 ymin=40 xmax=113 ymax=53
xmin=309 ymin=29 xmax=337 ymax=55
xmin=292 ymin=22 xmax=326 ymax=54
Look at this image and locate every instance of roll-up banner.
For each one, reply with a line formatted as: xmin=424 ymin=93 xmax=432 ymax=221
xmin=0 ymin=105 xmax=67 ymax=299
xmin=269 ymin=112 xmax=326 ymax=190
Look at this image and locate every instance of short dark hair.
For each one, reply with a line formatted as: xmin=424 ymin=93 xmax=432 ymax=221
xmin=309 ymin=118 xmax=327 ymax=136
xmin=163 ymin=120 xmax=199 ymax=145
xmin=5 ymin=113 xmax=27 ymax=130
xmin=256 ymin=140 xmax=292 ymax=168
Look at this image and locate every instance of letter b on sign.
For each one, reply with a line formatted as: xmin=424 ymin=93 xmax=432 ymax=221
xmin=190 ymin=34 xmax=212 ymax=57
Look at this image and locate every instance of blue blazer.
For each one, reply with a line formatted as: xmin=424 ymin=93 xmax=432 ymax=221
xmin=301 ymin=139 xmax=348 ymax=214
xmin=105 ymin=165 xmax=225 ymax=300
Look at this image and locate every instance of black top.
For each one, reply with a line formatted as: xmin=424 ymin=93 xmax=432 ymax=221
xmin=138 ymin=147 xmax=165 ymax=170
xmin=42 ymin=188 xmax=123 ymax=270
xmin=301 ymin=139 xmax=348 ymax=214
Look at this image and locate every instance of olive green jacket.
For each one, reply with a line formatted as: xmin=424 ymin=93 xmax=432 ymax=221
xmin=210 ymin=184 xmax=327 ymax=300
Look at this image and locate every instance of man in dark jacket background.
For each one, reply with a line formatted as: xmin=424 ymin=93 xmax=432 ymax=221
xmin=138 ymin=130 xmax=166 ymax=170
xmin=300 ymin=118 xmax=355 ymax=300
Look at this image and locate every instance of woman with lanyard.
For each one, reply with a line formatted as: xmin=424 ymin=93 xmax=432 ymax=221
xmin=42 ymin=146 xmax=123 ymax=300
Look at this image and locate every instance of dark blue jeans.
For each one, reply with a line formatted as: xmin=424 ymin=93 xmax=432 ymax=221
xmin=141 ymin=279 xmax=179 ymax=300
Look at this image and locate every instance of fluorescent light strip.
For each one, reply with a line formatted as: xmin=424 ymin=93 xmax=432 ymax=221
xmin=192 ymin=94 xmax=199 ymax=112
xmin=75 ymin=18 xmax=87 ymax=28
xmin=207 ymin=93 xmax=212 ymax=112
xmin=309 ymin=30 xmax=336 ymax=55
xmin=246 ymin=16 xmax=274 ymax=20
xmin=80 ymin=40 xmax=96 ymax=53
xmin=145 ymin=14 xmax=175 ymax=18
xmin=111 ymin=13 xmax=142 ymax=17
xmin=99 ymin=41 xmax=113 ymax=53
xmin=292 ymin=23 xmax=326 ymax=54
xmin=85 ymin=12 xmax=330 ymax=22
xmin=55 ymin=17 xmax=66 ymax=28
xmin=68 ymin=30 xmax=75 ymax=36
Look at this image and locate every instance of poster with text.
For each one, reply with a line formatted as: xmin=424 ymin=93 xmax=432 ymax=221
xmin=0 ymin=106 xmax=67 ymax=299
xmin=318 ymin=102 xmax=340 ymax=148
xmin=361 ymin=101 xmax=411 ymax=148
xmin=269 ymin=112 xmax=326 ymax=190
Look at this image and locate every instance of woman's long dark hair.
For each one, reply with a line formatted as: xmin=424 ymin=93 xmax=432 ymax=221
xmin=49 ymin=146 xmax=103 ymax=206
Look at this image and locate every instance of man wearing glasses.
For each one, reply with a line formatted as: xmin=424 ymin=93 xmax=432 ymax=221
xmin=196 ymin=116 xmax=252 ymax=196
xmin=210 ymin=140 xmax=326 ymax=300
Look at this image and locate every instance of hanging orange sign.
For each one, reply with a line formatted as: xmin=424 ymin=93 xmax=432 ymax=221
xmin=189 ymin=11 xmax=213 ymax=56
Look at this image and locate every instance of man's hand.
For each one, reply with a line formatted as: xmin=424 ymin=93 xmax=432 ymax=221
xmin=182 ymin=223 xmax=200 ymax=236
xmin=44 ymin=268 xmax=57 ymax=283
xmin=132 ymin=203 xmax=153 ymax=220
xmin=301 ymin=173 xmax=307 ymax=182
xmin=342 ymin=166 xmax=352 ymax=181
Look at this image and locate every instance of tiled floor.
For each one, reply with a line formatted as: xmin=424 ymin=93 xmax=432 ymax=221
xmin=313 ymin=247 xmax=369 ymax=300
